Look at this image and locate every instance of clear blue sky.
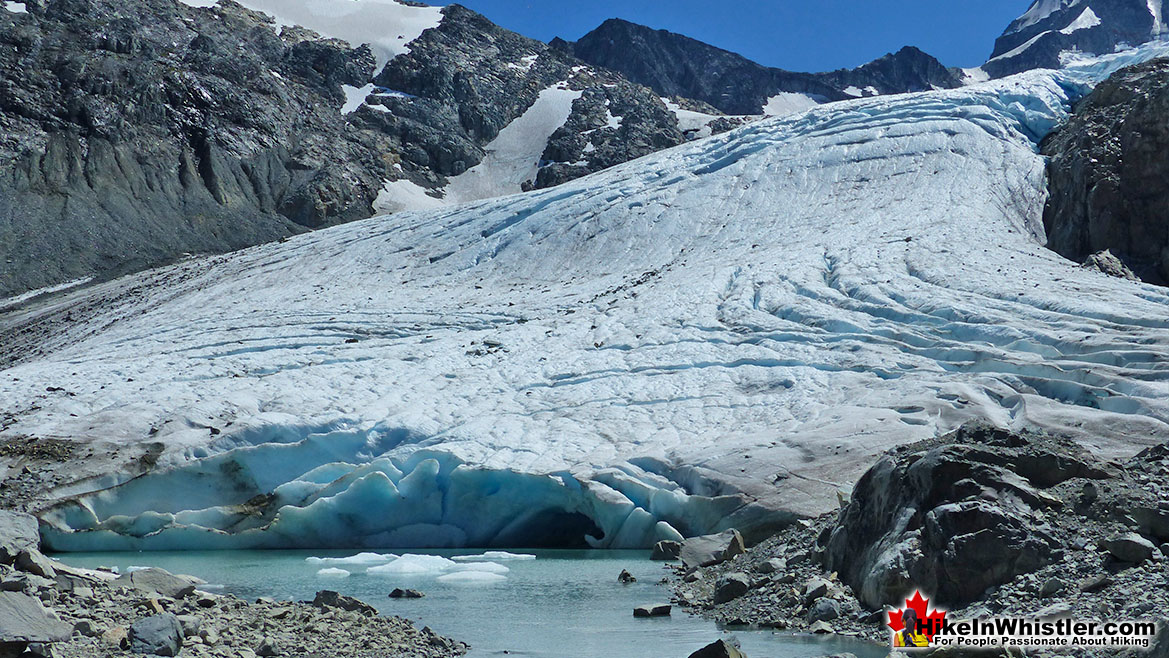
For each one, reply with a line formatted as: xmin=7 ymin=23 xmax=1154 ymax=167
xmin=442 ymin=0 xmax=1031 ymax=72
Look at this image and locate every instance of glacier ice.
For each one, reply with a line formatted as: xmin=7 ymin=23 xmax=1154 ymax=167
xmin=452 ymin=552 xmax=536 ymax=562
xmin=316 ymin=567 xmax=351 ymax=578
xmin=9 ymin=43 xmax=1169 ymax=552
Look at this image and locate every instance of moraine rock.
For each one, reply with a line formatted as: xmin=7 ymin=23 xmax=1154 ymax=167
xmin=0 ymin=591 xmax=71 ymax=645
xmin=1042 ymin=58 xmax=1169 ymax=285
xmin=755 ymin=557 xmax=785 ymax=574
xmin=115 ymin=568 xmax=197 ymax=599
xmin=1100 ymin=532 xmax=1157 ymax=563
xmin=712 ymin=573 xmax=750 ymax=605
xmin=680 ymin=530 xmax=746 ymax=569
xmin=618 ymin=569 xmax=637 ymax=584
xmin=312 ymin=589 xmax=377 ymax=616
xmin=0 ymin=512 xmax=39 ymax=564
xmin=128 ymin=613 xmax=183 ymax=657
xmin=388 ymin=588 xmax=424 ymax=599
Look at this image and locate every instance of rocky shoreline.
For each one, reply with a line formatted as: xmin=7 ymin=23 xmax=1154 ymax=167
xmin=664 ymin=422 xmax=1169 ymax=657
xmin=0 ymin=513 xmax=466 ymax=658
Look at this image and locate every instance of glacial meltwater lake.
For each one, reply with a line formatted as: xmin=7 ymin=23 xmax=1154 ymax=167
xmin=56 ymin=549 xmax=885 ymax=658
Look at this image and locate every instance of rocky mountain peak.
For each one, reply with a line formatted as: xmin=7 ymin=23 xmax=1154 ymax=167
xmin=985 ymin=0 xmax=1168 ymax=77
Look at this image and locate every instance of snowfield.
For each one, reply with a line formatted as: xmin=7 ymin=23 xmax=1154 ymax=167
xmin=4 ymin=45 xmax=1169 ymax=551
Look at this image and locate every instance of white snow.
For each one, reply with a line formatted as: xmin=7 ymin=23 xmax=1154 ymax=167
xmin=14 ymin=43 xmax=1169 ymax=552
xmin=177 ymin=0 xmax=444 ymax=72
xmin=1009 ymin=0 xmax=1081 ymax=34
xmin=761 ymin=92 xmax=822 ymax=117
xmin=988 ymin=30 xmax=1054 ymax=63
xmin=0 ymin=277 xmax=92 ymax=311
xmin=373 ymin=178 xmax=446 ymax=214
xmin=1060 ymin=6 xmax=1102 ymax=34
xmin=1151 ymin=0 xmax=1165 ymax=35
xmin=442 ymin=83 xmax=582 ymax=204
xmin=341 ymin=84 xmax=376 ymax=114
xmin=3 ymin=1 xmax=27 ymax=13
xmin=842 ymin=86 xmax=864 ymax=97
xmin=316 ymin=567 xmax=351 ymax=577
xmin=961 ymin=67 xmax=991 ymax=84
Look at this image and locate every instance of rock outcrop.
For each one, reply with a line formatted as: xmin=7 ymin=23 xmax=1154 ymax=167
xmin=1042 ymin=58 xmax=1169 ymax=284
xmin=823 ymin=422 xmax=1107 ymax=608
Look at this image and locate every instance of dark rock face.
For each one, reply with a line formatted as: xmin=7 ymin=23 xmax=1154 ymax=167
xmin=1042 ymin=58 xmax=1169 ymax=284
xmin=0 ymin=2 xmax=692 ymax=298
xmin=823 ymin=422 xmax=1109 ymax=608
xmin=986 ymin=0 xmax=1167 ymax=78
xmin=373 ymin=6 xmax=685 ymax=192
xmin=0 ymin=0 xmax=394 ymax=297
xmin=556 ymin=19 xmax=963 ymax=116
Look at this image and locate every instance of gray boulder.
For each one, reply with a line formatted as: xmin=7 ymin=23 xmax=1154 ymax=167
xmin=0 ymin=591 xmax=71 ymax=644
xmin=755 ymin=557 xmax=785 ymax=574
xmin=0 ymin=512 xmax=39 ymax=564
xmin=128 ymin=613 xmax=183 ymax=657
xmin=651 ymin=540 xmax=682 ymax=561
xmin=713 ymin=573 xmax=750 ymax=605
xmin=312 ymin=590 xmax=376 ymax=616
xmin=1101 ymin=532 xmax=1156 ymax=564
xmin=687 ymin=638 xmax=746 ymax=658
xmin=802 ymin=577 xmax=831 ymax=605
xmin=807 ymin=598 xmax=841 ymax=623
xmin=388 ymin=588 xmax=424 ymax=599
xmin=680 ymin=530 xmax=745 ymax=569
xmin=116 ymin=568 xmax=197 ymax=599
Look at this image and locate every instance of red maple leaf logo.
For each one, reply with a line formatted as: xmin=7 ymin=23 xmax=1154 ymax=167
xmin=887 ymin=590 xmax=948 ymax=641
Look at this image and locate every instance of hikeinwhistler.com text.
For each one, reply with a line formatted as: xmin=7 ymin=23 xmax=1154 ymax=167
xmin=924 ymin=617 xmax=1159 ymax=650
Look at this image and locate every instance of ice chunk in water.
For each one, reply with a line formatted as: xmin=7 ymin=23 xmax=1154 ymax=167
xmin=366 ymin=554 xmax=456 ymax=576
xmin=452 ymin=551 xmax=536 ymax=562
xmin=316 ymin=567 xmax=350 ymax=578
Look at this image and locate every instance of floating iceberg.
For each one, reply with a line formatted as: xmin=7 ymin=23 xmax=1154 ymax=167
xmin=452 ymin=552 xmax=536 ymax=562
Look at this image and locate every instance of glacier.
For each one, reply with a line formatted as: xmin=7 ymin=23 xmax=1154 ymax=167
xmin=5 ymin=44 xmax=1169 ymax=552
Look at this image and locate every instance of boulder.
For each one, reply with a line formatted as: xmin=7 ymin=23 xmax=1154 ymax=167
xmin=388 ymin=588 xmax=424 ymax=599
xmin=802 ymin=577 xmax=831 ymax=605
xmin=680 ymin=530 xmax=745 ymax=569
xmin=807 ymin=598 xmax=841 ymax=623
xmin=618 ymin=569 xmax=637 ymax=584
xmin=687 ymin=638 xmax=746 ymax=658
xmin=14 ymin=551 xmax=55 ymax=580
xmin=128 ymin=613 xmax=183 ymax=657
xmin=713 ymin=573 xmax=750 ymax=605
xmin=256 ymin=636 xmax=280 ymax=657
xmin=809 ymin=620 xmax=835 ymax=634
xmin=1101 ymin=532 xmax=1156 ymax=564
xmin=651 ymin=540 xmax=682 ymax=561
xmin=0 ymin=512 xmax=39 ymax=564
xmin=312 ymin=590 xmax=377 ymax=616
xmin=633 ymin=604 xmax=671 ymax=618
xmin=0 ymin=591 xmax=71 ymax=644
xmin=101 ymin=626 xmax=129 ymax=649
xmin=755 ymin=557 xmax=785 ymax=574
xmin=823 ymin=423 xmax=1085 ymax=607
xmin=116 ymin=568 xmax=197 ymax=599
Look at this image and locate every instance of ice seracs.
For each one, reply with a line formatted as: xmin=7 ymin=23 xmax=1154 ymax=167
xmin=10 ymin=44 xmax=1169 ymax=552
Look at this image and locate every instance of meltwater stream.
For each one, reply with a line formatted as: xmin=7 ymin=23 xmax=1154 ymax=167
xmin=57 ymin=549 xmax=885 ymax=658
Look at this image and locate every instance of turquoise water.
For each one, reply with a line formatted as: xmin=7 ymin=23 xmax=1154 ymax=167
xmin=56 ymin=549 xmax=885 ymax=658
